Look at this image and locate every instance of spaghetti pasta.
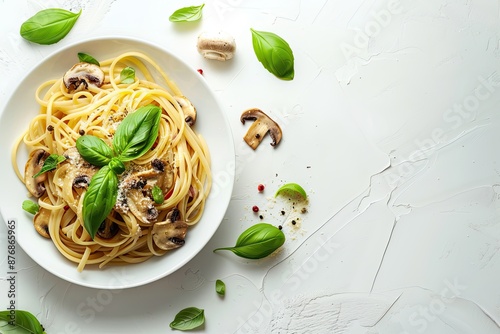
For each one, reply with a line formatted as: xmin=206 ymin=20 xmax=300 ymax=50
xmin=13 ymin=51 xmax=212 ymax=271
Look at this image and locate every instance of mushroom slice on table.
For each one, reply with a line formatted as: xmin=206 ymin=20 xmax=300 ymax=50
xmin=34 ymin=207 xmax=51 ymax=239
xmin=63 ymin=62 xmax=105 ymax=93
xmin=197 ymin=31 xmax=236 ymax=61
xmin=25 ymin=149 xmax=50 ymax=198
xmin=174 ymin=96 xmax=197 ymax=126
xmin=240 ymin=108 xmax=283 ymax=149
xmin=151 ymin=209 xmax=188 ymax=250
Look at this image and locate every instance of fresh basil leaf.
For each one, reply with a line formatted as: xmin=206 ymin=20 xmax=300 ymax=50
xmin=108 ymin=157 xmax=125 ymax=174
xmin=0 ymin=309 xmax=46 ymax=334
xmin=215 ymin=279 xmax=225 ymax=296
xmin=250 ymin=28 xmax=294 ymax=80
xmin=275 ymin=182 xmax=307 ymax=200
xmin=33 ymin=154 xmax=66 ymax=178
xmin=169 ymin=4 xmax=205 ymax=22
xmin=120 ymin=67 xmax=135 ymax=84
xmin=213 ymin=223 xmax=285 ymax=259
xmin=76 ymin=135 xmax=114 ymax=167
xmin=152 ymin=185 xmax=164 ymax=204
xmin=113 ymin=105 xmax=162 ymax=161
xmin=78 ymin=52 xmax=100 ymax=66
xmin=22 ymin=200 xmax=40 ymax=215
xmin=82 ymin=166 xmax=118 ymax=239
xmin=169 ymin=307 xmax=205 ymax=331
xmin=20 ymin=8 xmax=81 ymax=45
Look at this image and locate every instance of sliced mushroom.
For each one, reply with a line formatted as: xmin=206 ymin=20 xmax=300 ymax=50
xmin=240 ymin=108 xmax=282 ymax=149
xmin=62 ymin=147 xmax=98 ymax=190
xmin=151 ymin=158 xmax=165 ymax=172
xmin=25 ymin=149 xmax=50 ymax=198
xmin=127 ymin=189 xmax=159 ymax=224
xmin=96 ymin=219 xmax=119 ymax=239
xmin=114 ymin=159 xmax=174 ymax=222
xmin=174 ymin=96 xmax=197 ymax=126
xmin=33 ymin=207 xmax=50 ymax=239
xmin=128 ymin=163 xmax=173 ymax=193
xmin=166 ymin=208 xmax=181 ymax=222
xmin=73 ymin=175 xmax=91 ymax=189
xmin=62 ymin=147 xmax=81 ymax=162
xmin=197 ymin=31 xmax=236 ymax=61
xmin=63 ymin=62 xmax=105 ymax=93
xmin=151 ymin=209 xmax=188 ymax=250
xmin=150 ymin=159 xmax=175 ymax=193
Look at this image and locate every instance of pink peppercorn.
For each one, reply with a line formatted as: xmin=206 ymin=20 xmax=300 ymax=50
xmin=252 ymin=205 xmax=259 ymax=212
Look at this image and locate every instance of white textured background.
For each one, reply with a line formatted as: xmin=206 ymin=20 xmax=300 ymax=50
xmin=1 ymin=0 xmax=500 ymax=333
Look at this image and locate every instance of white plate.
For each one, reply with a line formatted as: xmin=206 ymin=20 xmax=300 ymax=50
xmin=0 ymin=37 xmax=234 ymax=289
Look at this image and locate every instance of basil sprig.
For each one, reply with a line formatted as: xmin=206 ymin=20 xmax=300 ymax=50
xmin=250 ymin=28 xmax=294 ymax=80
xmin=0 ymin=309 xmax=46 ymax=334
xmin=213 ymin=223 xmax=285 ymax=259
xmin=169 ymin=4 xmax=205 ymax=22
xmin=77 ymin=104 xmax=162 ymax=238
xmin=108 ymin=157 xmax=125 ymax=174
xmin=20 ymin=8 xmax=81 ymax=45
xmin=78 ymin=52 xmax=100 ymax=66
xmin=170 ymin=307 xmax=205 ymax=331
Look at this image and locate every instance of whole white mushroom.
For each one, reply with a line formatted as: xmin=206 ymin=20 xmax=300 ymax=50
xmin=197 ymin=31 xmax=236 ymax=61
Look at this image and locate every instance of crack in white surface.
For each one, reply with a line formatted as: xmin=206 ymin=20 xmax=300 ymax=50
xmin=266 ymin=287 xmax=500 ymax=333
xmin=268 ymin=292 xmax=399 ymax=333
xmin=369 ymin=219 xmax=396 ymax=293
